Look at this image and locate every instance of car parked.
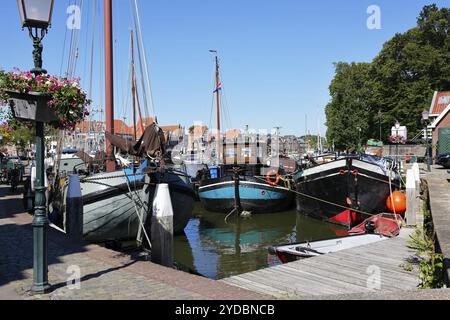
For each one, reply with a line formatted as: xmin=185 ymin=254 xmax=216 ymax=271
xmin=436 ymin=152 xmax=450 ymax=168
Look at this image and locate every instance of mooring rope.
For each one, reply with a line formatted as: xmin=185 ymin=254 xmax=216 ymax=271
xmin=124 ymin=170 xmax=152 ymax=249
xmin=253 ymin=175 xmax=376 ymax=218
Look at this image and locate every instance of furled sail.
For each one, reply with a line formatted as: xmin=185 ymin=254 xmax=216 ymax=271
xmin=105 ymin=123 xmax=166 ymax=158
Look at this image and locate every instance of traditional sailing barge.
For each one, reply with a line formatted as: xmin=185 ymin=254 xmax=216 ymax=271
xmin=45 ymin=1 xmax=195 ymax=243
xmin=294 ymin=155 xmax=400 ymax=227
xmin=49 ymin=124 xmax=195 ymax=242
xmin=197 ymin=53 xmax=294 ymax=214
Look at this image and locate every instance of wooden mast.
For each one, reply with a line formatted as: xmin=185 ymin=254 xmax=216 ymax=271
xmin=104 ymin=0 xmax=115 ymax=172
xmin=130 ymin=30 xmax=137 ymax=141
xmin=215 ymin=56 xmax=221 ymax=138
xmin=215 ymin=54 xmax=221 ymax=164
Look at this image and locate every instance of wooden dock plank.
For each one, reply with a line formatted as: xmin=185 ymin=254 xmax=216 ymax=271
xmin=221 ymin=229 xmax=420 ymax=298
xmin=280 ymin=262 xmax=414 ymax=292
xmin=234 ymin=270 xmax=340 ymax=295
xmin=297 ymin=257 xmax=419 ymax=288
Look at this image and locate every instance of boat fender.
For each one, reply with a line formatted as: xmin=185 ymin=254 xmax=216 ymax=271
xmin=339 ymin=170 xmax=346 ymax=176
xmin=267 ymin=246 xmax=277 ymax=255
xmin=351 ymin=170 xmax=359 ymax=176
xmin=266 ymin=170 xmax=281 ymax=186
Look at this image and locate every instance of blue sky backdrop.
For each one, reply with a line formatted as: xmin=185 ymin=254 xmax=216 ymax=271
xmin=1 ymin=0 xmax=448 ymax=135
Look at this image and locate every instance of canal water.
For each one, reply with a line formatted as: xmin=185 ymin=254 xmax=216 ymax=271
xmin=173 ymin=203 xmax=348 ymax=280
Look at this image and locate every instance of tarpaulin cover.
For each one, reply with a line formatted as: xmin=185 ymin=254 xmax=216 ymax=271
xmin=105 ymin=123 xmax=166 ymax=158
xmin=349 ymin=213 xmax=404 ymax=238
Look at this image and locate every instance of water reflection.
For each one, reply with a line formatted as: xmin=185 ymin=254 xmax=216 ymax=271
xmin=174 ymin=204 xmax=348 ymax=280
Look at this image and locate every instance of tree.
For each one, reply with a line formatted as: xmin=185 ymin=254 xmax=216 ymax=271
xmin=326 ymin=5 xmax=450 ymax=147
xmin=8 ymin=120 xmax=35 ymax=154
xmin=325 ymin=62 xmax=373 ymax=150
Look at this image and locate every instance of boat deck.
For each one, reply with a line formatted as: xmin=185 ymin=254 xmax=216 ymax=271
xmin=221 ymin=228 xmax=420 ymax=298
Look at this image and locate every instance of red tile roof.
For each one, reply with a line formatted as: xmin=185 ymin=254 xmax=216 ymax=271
xmin=225 ymin=129 xmax=241 ymax=140
xmin=430 ymin=91 xmax=450 ymax=115
xmin=76 ymin=118 xmax=182 ymax=138
xmin=160 ymin=125 xmax=182 ymax=132
xmin=114 ymin=120 xmax=134 ymax=135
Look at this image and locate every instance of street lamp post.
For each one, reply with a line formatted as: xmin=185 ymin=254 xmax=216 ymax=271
xmin=422 ymin=110 xmax=432 ymax=172
xmin=378 ymin=110 xmax=382 ymax=141
xmin=17 ymin=0 xmax=54 ymax=294
xmin=394 ymin=120 xmax=401 ymax=163
xmin=357 ymin=127 xmax=362 ymax=153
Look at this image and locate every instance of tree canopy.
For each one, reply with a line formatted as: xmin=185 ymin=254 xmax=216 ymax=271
xmin=326 ymin=4 xmax=450 ymax=150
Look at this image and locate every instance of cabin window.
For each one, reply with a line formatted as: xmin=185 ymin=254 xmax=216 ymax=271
xmin=241 ymin=148 xmax=252 ymax=157
xmin=225 ymin=149 xmax=236 ymax=157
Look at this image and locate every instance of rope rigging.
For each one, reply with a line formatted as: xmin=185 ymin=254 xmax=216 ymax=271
xmin=131 ymin=0 xmax=156 ymax=119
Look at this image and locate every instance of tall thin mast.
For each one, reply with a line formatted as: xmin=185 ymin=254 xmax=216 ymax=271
xmin=130 ymin=30 xmax=137 ymax=141
xmin=215 ymin=56 xmax=221 ymax=136
xmin=215 ymin=55 xmax=221 ymax=165
xmin=209 ymin=50 xmax=221 ymax=164
xmin=104 ymin=0 xmax=115 ymax=172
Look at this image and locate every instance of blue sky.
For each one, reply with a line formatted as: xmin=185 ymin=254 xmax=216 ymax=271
xmin=1 ymin=0 xmax=448 ymax=136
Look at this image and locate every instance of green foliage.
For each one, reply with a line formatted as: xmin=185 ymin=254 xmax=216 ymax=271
xmin=407 ymin=227 xmax=444 ymax=289
xmin=325 ymin=62 xmax=373 ymax=150
xmin=7 ymin=119 xmax=35 ymax=153
xmin=406 ymin=183 xmax=445 ymax=289
xmin=326 ymin=5 xmax=450 ymax=149
xmin=301 ymin=135 xmax=325 ymax=150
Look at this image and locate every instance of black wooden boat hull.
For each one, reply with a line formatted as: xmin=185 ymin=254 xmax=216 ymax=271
xmin=294 ymin=157 xmax=399 ymax=228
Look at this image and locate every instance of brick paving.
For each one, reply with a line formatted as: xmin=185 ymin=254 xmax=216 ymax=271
xmin=0 ymin=185 xmax=268 ymax=300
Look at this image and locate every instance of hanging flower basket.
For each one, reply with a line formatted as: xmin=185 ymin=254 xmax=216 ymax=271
xmin=0 ymin=69 xmax=90 ymax=130
xmin=389 ymin=135 xmax=406 ymax=145
xmin=6 ymin=89 xmax=58 ymax=123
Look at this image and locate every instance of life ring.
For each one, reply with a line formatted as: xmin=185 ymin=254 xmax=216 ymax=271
xmin=266 ymin=170 xmax=281 ymax=186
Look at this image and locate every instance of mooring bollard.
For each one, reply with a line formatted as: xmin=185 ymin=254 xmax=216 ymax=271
xmin=412 ymin=162 xmax=420 ymax=182
xmin=66 ymin=174 xmax=83 ymax=241
xmin=405 ymin=169 xmax=417 ymax=226
xmin=151 ymin=183 xmax=174 ymax=267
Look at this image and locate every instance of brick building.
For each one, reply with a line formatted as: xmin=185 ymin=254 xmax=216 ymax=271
xmin=429 ymin=91 xmax=450 ymax=157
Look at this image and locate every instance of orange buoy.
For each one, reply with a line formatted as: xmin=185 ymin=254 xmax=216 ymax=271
xmin=386 ymin=191 xmax=407 ymax=215
xmin=266 ymin=170 xmax=281 ymax=186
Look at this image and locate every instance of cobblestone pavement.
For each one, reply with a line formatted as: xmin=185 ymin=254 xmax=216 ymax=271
xmin=0 ymin=185 xmax=268 ymax=300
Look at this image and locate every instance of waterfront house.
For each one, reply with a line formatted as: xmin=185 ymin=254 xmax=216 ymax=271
xmin=428 ymin=91 xmax=450 ymax=157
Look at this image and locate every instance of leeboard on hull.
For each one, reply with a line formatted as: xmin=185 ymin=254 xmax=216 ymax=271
xmin=294 ymin=157 xmax=399 ymax=228
xmin=199 ymin=176 xmax=294 ymax=213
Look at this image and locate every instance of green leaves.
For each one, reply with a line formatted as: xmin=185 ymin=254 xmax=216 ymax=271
xmin=325 ymin=62 xmax=373 ymax=150
xmin=407 ymin=213 xmax=444 ymax=289
xmin=326 ymin=5 xmax=450 ymax=148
